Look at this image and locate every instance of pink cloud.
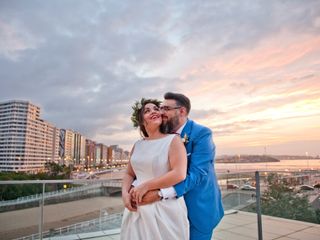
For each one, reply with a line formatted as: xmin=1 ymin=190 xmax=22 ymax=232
xmin=180 ymin=32 xmax=320 ymax=82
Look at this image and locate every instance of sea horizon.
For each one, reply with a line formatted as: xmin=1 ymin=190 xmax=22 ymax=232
xmin=215 ymin=159 xmax=320 ymax=173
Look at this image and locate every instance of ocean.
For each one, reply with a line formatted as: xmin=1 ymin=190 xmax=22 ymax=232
xmin=215 ymin=159 xmax=320 ymax=173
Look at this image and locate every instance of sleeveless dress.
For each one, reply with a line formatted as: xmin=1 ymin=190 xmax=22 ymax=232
xmin=120 ymin=134 xmax=189 ymax=240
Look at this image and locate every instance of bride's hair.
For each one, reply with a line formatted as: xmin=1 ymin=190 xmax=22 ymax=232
xmin=131 ymin=98 xmax=162 ymax=137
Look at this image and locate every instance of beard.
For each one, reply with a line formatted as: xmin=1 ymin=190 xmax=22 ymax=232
xmin=161 ymin=115 xmax=180 ymax=134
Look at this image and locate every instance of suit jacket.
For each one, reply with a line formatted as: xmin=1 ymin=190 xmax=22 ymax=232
xmin=174 ymin=119 xmax=224 ymax=233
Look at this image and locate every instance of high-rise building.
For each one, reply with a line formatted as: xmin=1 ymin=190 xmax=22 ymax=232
xmin=85 ymin=139 xmax=96 ymax=168
xmin=109 ymin=144 xmax=123 ymax=162
xmin=107 ymin=146 xmax=113 ymax=164
xmin=123 ymin=150 xmax=130 ymax=161
xmin=59 ymin=129 xmax=75 ymax=166
xmin=52 ymin=127 xmax=60 ymax=164
xmin=96 ymin=143 xmax=108 ymax=166
xmin=101 ymin=144 xmax=109 ymax=165
xmin=95 ymin=144 xmax=101 ymax=166
xmin=0 ymin=100 xmax=60 ymax=172
xmin=74 ymin=132 xmax=86 ymax=166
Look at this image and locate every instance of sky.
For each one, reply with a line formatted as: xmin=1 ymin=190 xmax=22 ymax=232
xmin=1 ymin=0 xmax=320 ymax=156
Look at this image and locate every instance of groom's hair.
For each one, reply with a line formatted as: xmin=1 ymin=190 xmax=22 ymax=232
xmin=164 ymin=92 xmax=191 ymax=114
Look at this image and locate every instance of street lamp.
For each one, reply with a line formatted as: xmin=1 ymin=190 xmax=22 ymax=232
xmin=306 ymin=152 xmax=309 ymax=169
xmin=226 ymin=170 xmax=230 ymax=191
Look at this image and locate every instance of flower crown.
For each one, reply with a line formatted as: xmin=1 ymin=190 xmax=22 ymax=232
xmin=131 ymin=98 xmax=162 ymax=128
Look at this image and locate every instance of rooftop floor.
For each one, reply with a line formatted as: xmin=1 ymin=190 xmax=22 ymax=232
xmin=46 ymin=210 xmax=320 ymax=240
xmin=214 ymin=210 xmax=319 ymax=240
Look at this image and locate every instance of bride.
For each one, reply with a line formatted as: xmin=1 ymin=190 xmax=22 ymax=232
xmin=120 ymin=98 xmax=189 ymax=239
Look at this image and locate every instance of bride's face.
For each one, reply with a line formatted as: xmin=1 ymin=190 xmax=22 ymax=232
xmin=143 ymin=103 xmax=162 ymax=127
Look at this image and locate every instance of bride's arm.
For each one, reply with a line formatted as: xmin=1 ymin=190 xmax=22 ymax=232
xmin=131 ymin=136 xmax=187 ymax=203
xmin=122 ymin=147 xmax=137 ymax=211
xmin=122 ymin=161 xmax=135 ymax=195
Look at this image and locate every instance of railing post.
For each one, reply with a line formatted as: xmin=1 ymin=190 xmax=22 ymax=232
xmin=236 ymin=171 xmax=241 ymax=206
xmin=39 ymin=182 xmax=45 ymax=240
xmin=99 ymin=209 xmax=102 ymax=231
xmin=255 ymin=171 xmax=263 ymax=240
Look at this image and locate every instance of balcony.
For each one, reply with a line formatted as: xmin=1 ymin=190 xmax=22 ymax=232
xmin=0 ymin=170 xmax=319 ymax=240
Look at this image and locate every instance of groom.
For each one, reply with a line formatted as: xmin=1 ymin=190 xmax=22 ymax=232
xmin=140 ymin=92 xmax=224 ymax=240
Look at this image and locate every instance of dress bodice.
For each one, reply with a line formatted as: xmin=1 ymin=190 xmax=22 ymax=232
xmin=130 ymin=134 xmax=175 ymax=185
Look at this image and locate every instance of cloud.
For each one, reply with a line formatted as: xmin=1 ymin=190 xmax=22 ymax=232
xmin=0 ymin=1 xmax=178 ymax=144
xmin=0 ymin=0 xmax=319 ymax=154
xmin=0 ymin=20 xmax=41 ymax=61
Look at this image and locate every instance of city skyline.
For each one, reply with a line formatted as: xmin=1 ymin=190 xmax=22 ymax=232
xmin=1 ymin=1 xmax=320 ymax=156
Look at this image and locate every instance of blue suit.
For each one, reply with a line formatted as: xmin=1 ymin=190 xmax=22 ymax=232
xmin=174 ymin=119 xmax=224 ymax=239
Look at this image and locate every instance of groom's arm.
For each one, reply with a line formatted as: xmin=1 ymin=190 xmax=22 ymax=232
xmin=140 ymin=128 xmax=215 ymax=204
xmin=138 ymin=189 xmax=162 ymax=204
xmin=174 ymin=127 xmax=215 ymax=197
xmin=138 ymin=187 xmax=175 ymax=205
xmin=130 ymin=180 xmax=162 ymax=205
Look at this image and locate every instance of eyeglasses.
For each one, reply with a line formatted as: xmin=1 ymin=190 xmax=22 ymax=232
xmin=159 ymin=106 xmax=181 ymax=112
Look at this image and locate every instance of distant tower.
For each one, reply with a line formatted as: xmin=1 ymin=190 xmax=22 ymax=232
xmin=264 ymin=146 xmax=267 ymax=155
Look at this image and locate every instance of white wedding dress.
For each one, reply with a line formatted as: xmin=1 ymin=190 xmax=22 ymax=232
xmin=120 ymin=134 xmax=189 ymax=240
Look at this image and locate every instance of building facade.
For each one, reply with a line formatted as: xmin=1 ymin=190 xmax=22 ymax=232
xmin=73 ymin=132 xmax=86 ymax=166
xmin=96 ymin=143 xmax=108 ymax=167
xmin=0 ymin=100 xmax=59 ymax=172
xmin=85 ymin=139 xmax=96 ymax=168
xmin=59 ymin=129 xmax=75 ymax=166
xmin=108 ymin=145 xmax=129 ymax=164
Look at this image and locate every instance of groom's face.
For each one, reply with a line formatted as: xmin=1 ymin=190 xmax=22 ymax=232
xmin=160 ymin=99 xmax=181 ymax=132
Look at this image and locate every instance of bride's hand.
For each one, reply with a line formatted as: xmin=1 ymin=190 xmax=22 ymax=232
xmin=122 ymin=192 xmax=137 ymax=212
xmin=130 ymin=183 xmax=149 ymax=204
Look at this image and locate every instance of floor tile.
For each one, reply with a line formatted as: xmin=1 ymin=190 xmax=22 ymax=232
xmin=287 ymin=230 xmax=320 ymax=240
xmin=214 ymin=230 xmax=256 ymax=240
xmin=302 ymin=226 xmax=320 ymax=235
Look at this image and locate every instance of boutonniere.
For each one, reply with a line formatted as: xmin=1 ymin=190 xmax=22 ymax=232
xmin=181 ymin=133 xmax=189 ymax=145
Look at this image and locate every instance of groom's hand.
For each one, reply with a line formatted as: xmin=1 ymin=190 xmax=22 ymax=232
xmin=139 ymin=189 xmax=161 ymax=205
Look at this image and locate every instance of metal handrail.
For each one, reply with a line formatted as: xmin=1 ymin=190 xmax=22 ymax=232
xmin=15 ymin=212 xmax=123 ymax=240
xmin=0 ymin=178 xmax=121 ymax=185
xmin=0 ymin=179 xmax=122 ymax=207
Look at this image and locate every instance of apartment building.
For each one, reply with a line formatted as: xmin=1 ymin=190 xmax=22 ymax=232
xmin=74 ymin=132 xmax=86 ymax=166
xmin=0 ymin=100 xmax=60 ymax=172
xmin=95 ymin=143 xmax=109 ymax=166
xmin=85 ymin=139 xmax=96 ymax=167
xmin=59 ymin=129 xmax=75 ymax=166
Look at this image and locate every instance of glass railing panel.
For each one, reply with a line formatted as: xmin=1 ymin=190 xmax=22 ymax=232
xmin=240 ymin=170 xmax=320 ymax=225
xmin=218 ymin=171 xmax=257 ymax=211
xmin=0 ymin=182 xmax=42 ymax=240
xmin=4 ymin=169 xmax=317 ymax=239
xmin=0 ymin=179 xmax=124 ymax=240
xmin=41 ymin=180 xmax=123 ymax=239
